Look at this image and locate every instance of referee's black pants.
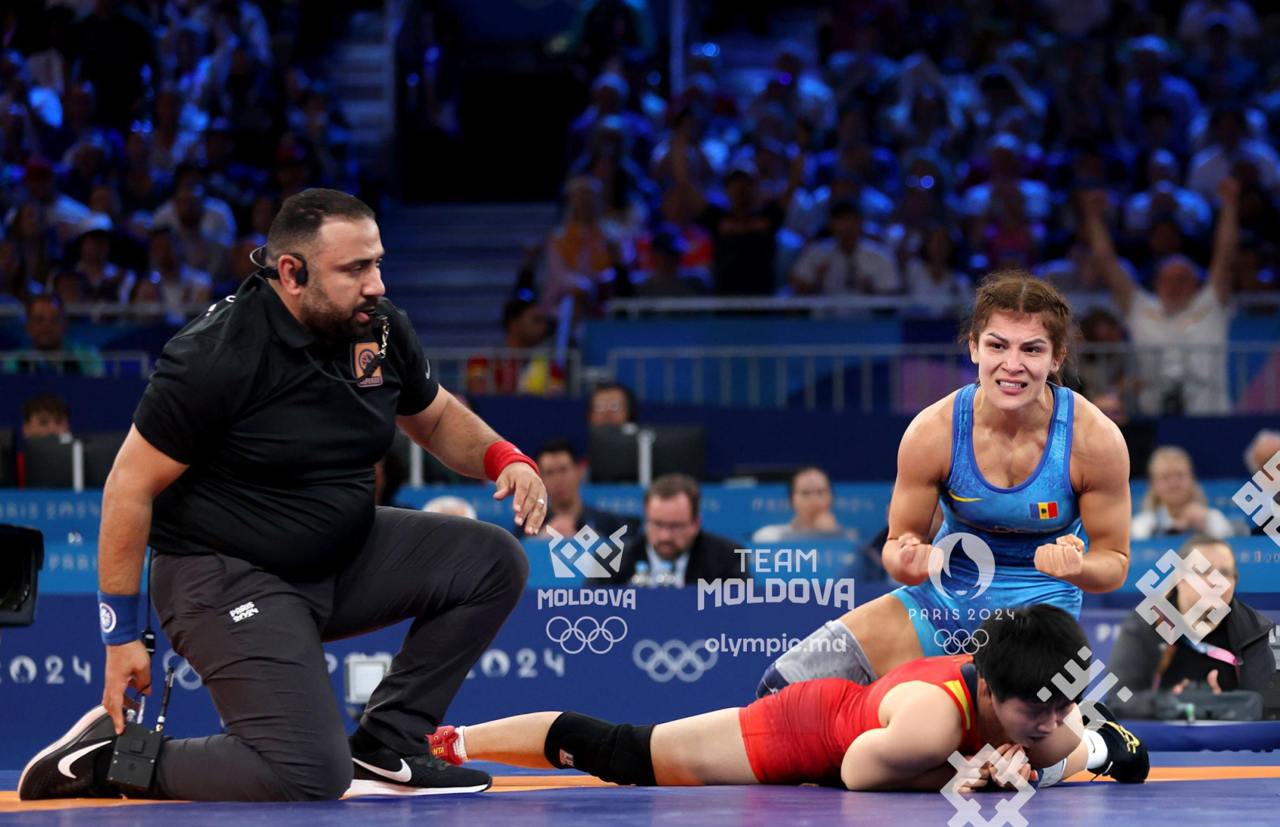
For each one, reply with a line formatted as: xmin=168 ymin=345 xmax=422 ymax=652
xmin=145 ymin=507 xmax=529 ymax=801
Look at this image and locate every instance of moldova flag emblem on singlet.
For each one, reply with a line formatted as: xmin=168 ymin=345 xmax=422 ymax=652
xmin=1031 ymin=502 xmax=1059 ymax=519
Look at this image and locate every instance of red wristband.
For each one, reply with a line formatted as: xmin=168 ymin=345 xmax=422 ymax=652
xmin=484 ymin=441 xmax=539 ymax=482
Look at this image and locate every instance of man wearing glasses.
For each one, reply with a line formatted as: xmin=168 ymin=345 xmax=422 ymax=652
xmin=590 ymin=473 xmax=746 ymax=587
xmin=588 ymin=382 xmax=636 ymax=427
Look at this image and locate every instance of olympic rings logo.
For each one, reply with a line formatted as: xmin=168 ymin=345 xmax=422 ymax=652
xmin=934 ymin=629 xmax=989 ymax=655
xmin=632 ymin=639 xmax=718 ymax=683
xmin=545 ymin=616 xmax=628 ymax=654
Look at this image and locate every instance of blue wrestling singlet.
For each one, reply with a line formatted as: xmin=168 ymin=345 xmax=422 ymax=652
xmin=893 ymin=383 xmax=1086 ymax=655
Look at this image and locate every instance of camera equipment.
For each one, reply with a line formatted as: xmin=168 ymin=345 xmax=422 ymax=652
xmin=0 ymin=524 xmax=43 ymax=633
xmin=108 ymin=667 xmax=176 ymax=792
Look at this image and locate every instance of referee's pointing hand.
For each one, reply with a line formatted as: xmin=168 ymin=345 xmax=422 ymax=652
xmin=495 ymin=462 xmax=549 ymax=535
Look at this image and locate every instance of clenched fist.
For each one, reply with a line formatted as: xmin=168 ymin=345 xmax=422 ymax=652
xmin=894 ymin=532 xmax=941 ymax=586
xmin=1034 ymin=534 xmax=1085 ymax=581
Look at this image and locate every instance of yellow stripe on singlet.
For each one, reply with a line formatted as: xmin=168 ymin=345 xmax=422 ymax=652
xmin=944 ymin=679 xmax=972 ymax=730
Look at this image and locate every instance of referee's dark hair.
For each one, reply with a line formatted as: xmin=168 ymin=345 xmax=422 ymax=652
xmin=266 ymin=188 xmax=375 ymax=262
xmin=973 ymin=604 xmax=1090 ymax=706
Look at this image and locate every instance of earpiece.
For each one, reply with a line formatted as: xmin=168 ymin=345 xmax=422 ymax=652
xmin=249 ymin=245 xmax=309 ymax=286
xmin=290 ymin=256 xmax=310 ymax=286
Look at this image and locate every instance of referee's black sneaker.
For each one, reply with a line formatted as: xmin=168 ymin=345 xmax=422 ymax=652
xmin=1091 ymin=702 xmax=1150 ymax=783
xmin=347 ymin=738 xmax=492 ymax=797
xmin=19 ymin=706 xmax=121 ymax=800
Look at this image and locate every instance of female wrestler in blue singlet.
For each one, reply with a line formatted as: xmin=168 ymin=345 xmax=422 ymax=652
xmin=759 ymin=271 xmax=1132 ymax=696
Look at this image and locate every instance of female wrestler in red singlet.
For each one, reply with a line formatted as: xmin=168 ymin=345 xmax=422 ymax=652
xmin=426 ymin=607 xmax=1146 ymax=792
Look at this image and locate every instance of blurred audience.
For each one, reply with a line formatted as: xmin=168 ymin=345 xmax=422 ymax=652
xmin=752 ymin=466 xmax=847 ymax=543
xmin=1133 ymin=446 xmax=1235 ymax=540
xmin=466 ymin=297 xmax=562 ymax=396
xmin=789 ymin=199 xmax=898 ymax=295
xmin=1 ymin=295 xmax=103 ymax=375
xmin=540 ymin=175 xmax=627 ymax=318
xmin=1085 ymin=181 xmax=1239 ymax=416
xmin=630 ymin=225 xmax=711 ymax=296
xmin=0 ymin=0 xmax=361 ymax=343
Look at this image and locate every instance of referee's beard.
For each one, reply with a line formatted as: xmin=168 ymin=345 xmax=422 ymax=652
xmin=300 ymin=286 xmax=378 ymax=343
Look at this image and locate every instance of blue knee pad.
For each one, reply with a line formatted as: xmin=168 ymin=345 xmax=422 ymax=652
xmin=756 ymin=663 xmax=789 ymax=698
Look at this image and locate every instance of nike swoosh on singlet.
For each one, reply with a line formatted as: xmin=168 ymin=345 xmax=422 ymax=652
xmin=352 ymin=756 xmax=413 ymax=783
xmin=57 ymin=741 xmax=112 ymax=778
xmin=947 ymin=490 xmax=983 ymax=502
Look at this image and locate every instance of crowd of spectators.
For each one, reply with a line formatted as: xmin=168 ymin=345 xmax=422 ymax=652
xmin=0 ymin=0 xmax=358 ymax=341
xmin=527 ymin=1 xmax=1280 ymax=414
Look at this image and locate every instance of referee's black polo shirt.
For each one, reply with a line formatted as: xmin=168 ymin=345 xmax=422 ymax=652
xmin=134 ymin=273 xmax=439 ymax=574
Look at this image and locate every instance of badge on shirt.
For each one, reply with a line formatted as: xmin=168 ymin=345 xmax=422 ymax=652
xmin=353 ymin=342 xmax=383 ymax=387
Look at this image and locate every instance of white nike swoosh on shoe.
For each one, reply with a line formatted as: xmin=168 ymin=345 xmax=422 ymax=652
xmin=352 ymin=757 xmax=412 ymax=783
xmin=57 ymin=741 xmax=112 ymax=779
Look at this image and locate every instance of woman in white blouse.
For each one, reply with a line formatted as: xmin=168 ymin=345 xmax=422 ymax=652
xmin=1132 ymin=446 xmax=1235 ymax=540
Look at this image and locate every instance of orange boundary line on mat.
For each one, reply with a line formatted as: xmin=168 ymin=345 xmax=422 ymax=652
xmin=5 ymin=767 xmax=1276 ymax=810
xmin=0 ymin=794 xmax=160 ymax=812
xmin=1065 ymin=766 xmax=1280 ymax=783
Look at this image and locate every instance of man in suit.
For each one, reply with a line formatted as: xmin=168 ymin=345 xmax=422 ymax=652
xmin=592 ymin=473 xmax=748 ymax=587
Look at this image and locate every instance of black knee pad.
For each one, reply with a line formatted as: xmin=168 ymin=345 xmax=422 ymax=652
xmin=544 ymin=712 xmax=656 ymax=786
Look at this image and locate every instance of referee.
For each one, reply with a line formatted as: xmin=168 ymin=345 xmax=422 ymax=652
xmin=20 ymin=189 xmax=545 ymax=802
